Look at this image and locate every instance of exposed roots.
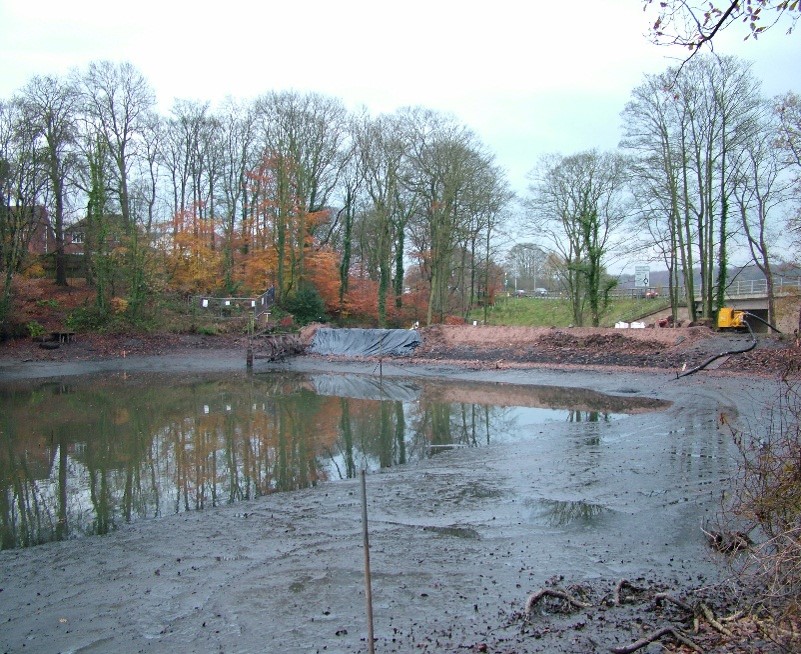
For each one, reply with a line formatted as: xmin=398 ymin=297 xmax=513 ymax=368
xmin=698 ymin=601 xmax=733 ymax=637
xmin=653 ymin=592 xmax=693 ymax=613
xmin=523 ymin=580 xmax=756 ymax=654
xmin=610 ymin=626 xmax=703 ymax=653
xmin=524 ymin=587 xmax=592 ymax=616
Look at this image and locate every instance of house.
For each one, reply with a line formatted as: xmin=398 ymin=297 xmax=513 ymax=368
xmin=0 ymin=204 xmax=56 ymax=256
xmin=63 ymin=215 xmax=127 ymax=255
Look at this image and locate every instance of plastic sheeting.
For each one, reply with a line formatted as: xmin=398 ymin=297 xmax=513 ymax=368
xmin=310 ymin=328 xmax=421 ymax=357
xmin=310 ymin=374 xmax=421 ymax=402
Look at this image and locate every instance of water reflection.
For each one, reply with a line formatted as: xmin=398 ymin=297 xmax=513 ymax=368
xmin=0 ymin=371 xmax=667 ymax=549
xmin=527 ymin=498 xmax=612 ymax=528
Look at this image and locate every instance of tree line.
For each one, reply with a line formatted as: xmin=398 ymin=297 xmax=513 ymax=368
xmin=1 ymin=55 xmax=799 ymax=333
xmin=523 ymin=54 xmax=799 ymax=327
xmin=0 ymin=60 xmax=512 ymax=332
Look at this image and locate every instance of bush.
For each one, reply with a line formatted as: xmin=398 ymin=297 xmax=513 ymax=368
xmin=283 ymin=285 xmax=327 ymax=326
xmin=26 ymin=321 xmax=47 ymax=339
xmin=66 ymin=305 xmax=111 ymax=331
xmin=722 ymin=374 xmax=801 ymax=633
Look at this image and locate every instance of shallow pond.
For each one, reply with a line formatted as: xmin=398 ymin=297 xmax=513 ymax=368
xmin=0 ymin=370 xmax=669 ymax=549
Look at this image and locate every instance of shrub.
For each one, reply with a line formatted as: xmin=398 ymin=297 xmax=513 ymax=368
xmin=66 ymin=306 xmax=111 ymax=331
xmin=722 ymin=373 xmax=801 ymax=634
xmin=283 ymin=284 xmax=327 ymax=326
xmin=110 ymin=297 xmax=129 ymax=314
xmin=26 ymin=321 xmax=47 ymax=339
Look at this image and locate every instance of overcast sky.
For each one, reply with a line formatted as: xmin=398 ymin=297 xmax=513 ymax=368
xmin=1 ymin=0 xmax=799 ymax=268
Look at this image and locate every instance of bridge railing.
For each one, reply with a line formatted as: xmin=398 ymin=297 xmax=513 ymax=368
xmin=611 ymin=277 xmax=800 ymax=300
xmin=722 ymin=278 xmax=800 ymax=297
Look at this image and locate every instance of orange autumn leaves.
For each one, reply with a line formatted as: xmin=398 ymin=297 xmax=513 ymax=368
xmin=163 ymin=152 xmax=426 ymax=324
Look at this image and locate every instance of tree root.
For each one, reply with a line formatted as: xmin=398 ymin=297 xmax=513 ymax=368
xmin=698 ymin=602 xmax=733 ymax=637
xmin=614 ymin=579 xmax=633 ymax=605
xmin=524 ymin=587 xmax=592 ymax=615
xmin=653 ymin=592 xmax=693 ymax=613
xmin=610 ymin=626 xmax=703 ymax=653
xmin=524 ymin=581 xmax=741 ymax=652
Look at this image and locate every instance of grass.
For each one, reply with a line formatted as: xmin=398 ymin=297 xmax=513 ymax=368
xmin=472 ymin=295 xmax=672 ymax=328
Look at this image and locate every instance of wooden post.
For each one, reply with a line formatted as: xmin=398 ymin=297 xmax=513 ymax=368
xmin=361 ymin=470 xmax=375 ymax=654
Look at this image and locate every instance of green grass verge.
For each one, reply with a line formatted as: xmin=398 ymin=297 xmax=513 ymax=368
xmin=471 ymin=296 xmax=672 ymax=327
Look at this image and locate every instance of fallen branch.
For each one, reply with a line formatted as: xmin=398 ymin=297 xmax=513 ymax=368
xmin=610 ymin=626 xmax=703 ymax=653
xmin=525 ymin=587 xmax=591 ymax=615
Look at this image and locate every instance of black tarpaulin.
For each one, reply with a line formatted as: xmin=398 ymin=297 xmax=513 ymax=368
xmin=310 ymin=328 xmax=421 ymax=357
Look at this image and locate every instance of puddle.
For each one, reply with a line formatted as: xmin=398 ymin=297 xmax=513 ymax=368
xmin=0 ymin=370 xmax=667 ymax=549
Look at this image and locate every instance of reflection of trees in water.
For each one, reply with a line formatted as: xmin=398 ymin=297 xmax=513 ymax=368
xmin=566 ymin=410 xmax=610 ymax=423
xmin=321 ymin=397 xmax=515 ymax=477
xmin=322 ymin=397 xmax=408 ymax=479
xmin=566 ymin=411 xmax=610 ymax=448
xmin=407 ymin=401 xmax=515 ymax=455
xmin=0 ymin=378 xmax=336 ymax=548
xmin=0 ymin=374 xmax=606 ymax=549
xmin=531 ymin=499 xmax=609 ymax=527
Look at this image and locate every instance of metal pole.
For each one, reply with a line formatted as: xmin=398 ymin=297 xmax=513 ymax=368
xmin=361 ymin=469 xmax=375 ymax=654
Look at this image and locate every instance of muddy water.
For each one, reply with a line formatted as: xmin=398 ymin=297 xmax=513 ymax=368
xmin=0 ymin=370 xmax=668 ymax=550
xmin=0 ymin=358 xmax=767 ymax=654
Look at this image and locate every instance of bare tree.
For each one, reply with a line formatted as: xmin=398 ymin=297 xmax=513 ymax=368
xmin=216 ymin=98 xmax=257 ymax=293
xmin=505 ymin=243 xmax=550 ymax=292
xmin=622 ymin=55 xmax=763 ymax=321
xmin=775 ymin=91 xmax=801 ymax=248
xmin=733 ymin=101 xmax=794 ymax=325
xmin=526 ymin=150 xmax=629 ymax=326
xmin=78 ymin=61 xmax=156 ymax=314
xmin=402 ymin=108 xmax=501 ymax=325
xmin=79 ymin=61 xmax=155 ymax=232
xmin=254 ymin=91 xmax=349 ymax=301
xmin=353 ymin=111 xmax=414 ymax=325
xmin=0 ymin=100 xmax=48 ymax=332
xmin=18 ymin=75 xmax=80 ymax=286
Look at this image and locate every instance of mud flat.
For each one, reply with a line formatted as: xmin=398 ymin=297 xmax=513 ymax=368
xmin=0 ymin=350 xmax=779 ymax=653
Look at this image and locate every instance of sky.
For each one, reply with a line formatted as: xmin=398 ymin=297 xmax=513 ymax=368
xmin=0 ymin=0 xmax=799 ymax=268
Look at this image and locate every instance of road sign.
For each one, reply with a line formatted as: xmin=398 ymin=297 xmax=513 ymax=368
xmin=634 ymin=266 xmax=650 ymax=288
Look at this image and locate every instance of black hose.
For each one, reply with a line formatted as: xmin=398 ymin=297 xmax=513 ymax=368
xmin=743 ymin=311 xmax=781 ymax=334
xmin=675 ymin=321 xmax=756 ymax=379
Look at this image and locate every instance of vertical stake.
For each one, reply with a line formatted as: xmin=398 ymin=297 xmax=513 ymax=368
xmin=361 ymin=469 xmax=375 ymax=654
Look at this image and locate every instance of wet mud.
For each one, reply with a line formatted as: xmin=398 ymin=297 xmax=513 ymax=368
xmin=0 ymin=354 xmax=778 ymax=653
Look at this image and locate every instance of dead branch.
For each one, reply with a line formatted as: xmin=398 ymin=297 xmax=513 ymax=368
xmin=525 ymin=587 xmax=591 ymax=615
xmin=610 ymin=625 xmax=703 ymax=654
xmin=721 ymin=609 xmax=745 ymax=623
xmin=701 ymin=525 xmax=753 ymax=554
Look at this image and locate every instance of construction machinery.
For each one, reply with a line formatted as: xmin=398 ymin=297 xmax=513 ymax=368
xmin=717 ymin=307 xmax=746 ymax=330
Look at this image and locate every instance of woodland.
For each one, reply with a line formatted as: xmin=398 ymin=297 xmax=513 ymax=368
xmin=0 ymin=50 xmax=799 ymax=336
